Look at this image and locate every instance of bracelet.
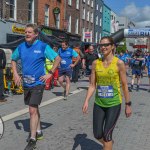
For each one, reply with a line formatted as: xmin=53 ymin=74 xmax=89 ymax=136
xmin=125 ymin=101 xmax=132 ymax=106
xmin=49 ymin=70 xmax=53 ymax=74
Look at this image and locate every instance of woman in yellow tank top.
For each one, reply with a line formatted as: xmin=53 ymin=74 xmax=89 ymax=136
xmin=82 ymin=36 xmax=132 ymax=150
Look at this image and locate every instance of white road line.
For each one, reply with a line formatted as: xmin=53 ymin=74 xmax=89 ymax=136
xmin=2 ymin=88 xmax=85 ymax=122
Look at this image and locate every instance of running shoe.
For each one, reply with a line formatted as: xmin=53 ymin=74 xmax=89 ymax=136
xmin=36 ymin=131 xmax=44 ymax=140
xmin=64 ymin=95 xmax=68 ymax=100
xmin=24 ymin=139 xmax=36 ymax=150
xmin=26 ymin=132 xmax=43 ymax=142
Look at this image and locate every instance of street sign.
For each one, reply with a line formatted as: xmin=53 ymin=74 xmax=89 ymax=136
xmin=84 ymin=32 xmax=91 ymax=39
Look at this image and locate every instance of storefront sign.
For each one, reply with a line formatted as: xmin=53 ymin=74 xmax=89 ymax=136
xmin=12 ymin=24 xmax=25 ymax=34
xmin=124 ymin=29 xmax=150 ymax=37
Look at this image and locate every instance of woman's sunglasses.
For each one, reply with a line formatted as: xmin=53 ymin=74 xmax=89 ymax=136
xmin=99 ymin=43 xmax=112 ymax=47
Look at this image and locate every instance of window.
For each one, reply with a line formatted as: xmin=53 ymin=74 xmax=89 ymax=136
xmin=75 ymin=18 xmax=79 ymax=34
xmin=82 ymin=7 xmax=85 ymax=19
xmin=83 ymin=0 xmax=85 ymax=3
xmin=68 ymin=0 xmax=72 ymax=6
xmin=68 ymin=15 xmax=71 ymax=32
xmin=100 ymin=6 xmax=102 ymax=13
xmin=99 ymin=33 xmax=101 ymax=39
xmin=28 ymin=0 xmax=34 ymax=23
xmin=99 ymin=18 xmax=102 ymax=26
xmin=96 ymin=15 xmax=98 ymax=25
xmin=95 ymin=32 xmax=98 ymax=43
xmin=96 ymin=4 xmax=98 ymax=10
xmin=91 ymin=0 xmax=93 ymax=7
xmin=90 ymin=12 xmax=93 ymax=23
xmin=10 ymin=0 xmax=16 ymax=20
xmin=82 ymin=27 xmax=85 ymax=41
xmin=87 ymin=0 xmax=90 ymax=5
xmin=44 ymin=5 xmax=49 ymax=26
xmin=76 ymin=0 xmax=79 ymax=9
xmin=87 ymin=11 xmax=89 ymax=21
xmin=56 ymin=13 xmax=60 ymax=29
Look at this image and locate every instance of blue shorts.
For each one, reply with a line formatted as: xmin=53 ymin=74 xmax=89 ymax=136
xmin=132 ymin=69 xmax=142 ymax=76
xmin=58 ymin=68 xmax=72 ymax=78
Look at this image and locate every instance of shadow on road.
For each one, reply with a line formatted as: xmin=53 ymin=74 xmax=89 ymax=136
xmin=72 ymin=133 xmax=103 ymax=150
xmin=14 ymin=119 xmax=52 ymax=132
xmin=77 ymin=87 xmax=88 ymax=90
xmin=52 ymin=92 xmax=63 ymax=96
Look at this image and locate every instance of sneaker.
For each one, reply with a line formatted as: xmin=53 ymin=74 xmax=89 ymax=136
xmin=64 ymin=95 xmax=68 ymax=100
xmin=24 ymin=139 xmax=36 ymax=150
xmin=26 ymin=132 xmax=43 ymax=142
xmin=36 ymin=131 xmax=43 ymax=140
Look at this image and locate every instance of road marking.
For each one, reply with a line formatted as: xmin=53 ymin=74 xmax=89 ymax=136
xmin=2 ymin=88 xmax=85 ymax=122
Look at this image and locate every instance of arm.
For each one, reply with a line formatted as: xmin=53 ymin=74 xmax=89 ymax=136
xmin=82 ymin=60 xmax=96 ymax=114
xmin=70 ymin=55 xmax=80 ymax=68
xmin=118 ymin=59 xmax=132 ymax=118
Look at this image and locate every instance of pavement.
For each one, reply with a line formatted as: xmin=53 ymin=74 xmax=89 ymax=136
xmin=0 ymin=76 xmax=150 ymax=150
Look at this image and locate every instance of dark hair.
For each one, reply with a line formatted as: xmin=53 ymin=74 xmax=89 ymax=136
xmin=25 ymin=23 xmax=39 ymax=34
xmin=100 ymin=36 xmax=114 ymax=44
xmin=61 ymin=39 xmax=69 ymax=45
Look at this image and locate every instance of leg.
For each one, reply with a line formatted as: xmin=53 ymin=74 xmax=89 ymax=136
xmin=93 ymin=103 xmax=105 ymax=145
xmin=65 ymin=76 xmax=71 ymax=96
xmin=58 ymin=75 xmax=65 ymax=89
xmin=103 ymin=104 xmax=121 ymax=150
xmin=29 ymin=105 xmax=39 ymax=139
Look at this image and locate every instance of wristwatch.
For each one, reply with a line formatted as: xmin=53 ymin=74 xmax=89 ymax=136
xmin=125 ymin=101 xmax=132 ymax=106
xmin=49 ymin=70 xmax=53 ymax=74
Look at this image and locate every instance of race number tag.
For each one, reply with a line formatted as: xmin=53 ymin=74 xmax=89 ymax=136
xmin=97 ymin=85 xmax=114 ymax=98
xmin=61 ymin=59 xmax=66 ymax=64
xmin=23 ymin=75 xmax=35 ymax=84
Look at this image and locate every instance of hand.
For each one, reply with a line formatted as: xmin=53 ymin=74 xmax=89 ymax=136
xmin=82 ymin=65 xmax=86 ymax=69
xmin=70 ymin=64 xmax=75 ymax=68
xmin=40 ymin=74 xmax=52 ymax=82
xmin=13 ymin=73 xmax=22 ymax=87
xmin=125 ymin=105 xmax=132 ymax=118
xmin=82 ymin=100 xmax=88 ymax=114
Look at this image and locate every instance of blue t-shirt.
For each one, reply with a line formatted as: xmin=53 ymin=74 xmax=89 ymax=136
xmin=58 ymin=47 xmax=78 ymax=69
xmin=146 ymin=56 xmax=150 ymax=75
xmin=11 ymin=40 xmax=58 ymax=87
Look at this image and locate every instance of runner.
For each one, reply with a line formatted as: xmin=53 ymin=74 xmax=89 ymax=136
xmin=129 ymin=49 xmax=145 ymax=91
xmin=11 ymin=23 xmax=61 ymax=150
xmin=82 ymin=45 xmax=98 ymax=82
xmin=58 ymin=40 xmax=80 ymax=100
xmin=82 ymin=36 xmax=132 ymax=150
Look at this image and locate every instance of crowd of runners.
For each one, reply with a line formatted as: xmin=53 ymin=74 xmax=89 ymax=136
xmin=0 ymin=23 xmax=149 ymax=150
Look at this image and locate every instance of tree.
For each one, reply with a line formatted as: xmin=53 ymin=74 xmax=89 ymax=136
xmin=116 ymin=39 xmax=127 ymax=54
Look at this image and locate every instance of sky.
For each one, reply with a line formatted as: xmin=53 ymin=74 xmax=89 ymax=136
xmin=104 ymin=0 xmax=150 ymax=28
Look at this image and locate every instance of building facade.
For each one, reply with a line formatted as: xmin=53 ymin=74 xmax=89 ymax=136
xmin=94 ymin=0 xmax=103 ymax=43
xmin=102 ymin=4 xmax=111 ymax=37
xmin=80 ymin=0 xmax=94 ymax=42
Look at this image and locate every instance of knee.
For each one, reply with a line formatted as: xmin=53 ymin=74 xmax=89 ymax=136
xmin=29 ymin=106 xmax=38 ymax=116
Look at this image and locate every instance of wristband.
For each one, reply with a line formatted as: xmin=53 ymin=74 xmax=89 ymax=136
xmin=125 ymin=101 xmax=132 ymax=106
xmin=49 ymin=70 xmax=53 ymax=74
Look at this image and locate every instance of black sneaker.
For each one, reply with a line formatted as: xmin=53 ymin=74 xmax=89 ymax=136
xmin=36 ymin=131 xmax=43 ymax=140
xmin=24 ymin=139 xmax=36 ymax=150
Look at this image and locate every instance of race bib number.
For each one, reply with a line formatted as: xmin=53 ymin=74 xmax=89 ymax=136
xmin=23 ymin=75 xmax=35 ymax=84
xmin=97 ymin=85 xmax=114 ymax=98
xmin=61 ymin=59 xmax=66 ymax=64
xmin=134 ymin=60 xmax=140 ymax=65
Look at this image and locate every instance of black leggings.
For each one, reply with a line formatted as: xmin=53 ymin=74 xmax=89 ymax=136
xmin=93 ymin=103 xmax=121 ymax=142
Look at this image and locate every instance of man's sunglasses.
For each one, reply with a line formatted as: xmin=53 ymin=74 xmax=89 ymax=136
xmin=99 ymin=43 xmax=112 ymax=47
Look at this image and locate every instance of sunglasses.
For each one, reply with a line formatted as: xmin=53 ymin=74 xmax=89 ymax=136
xmin=99 ymin=43 xmax=112 ymax=47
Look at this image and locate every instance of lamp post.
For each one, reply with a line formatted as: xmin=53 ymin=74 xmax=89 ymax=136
xmin=53 ymin=7 xmax=60 ymax=29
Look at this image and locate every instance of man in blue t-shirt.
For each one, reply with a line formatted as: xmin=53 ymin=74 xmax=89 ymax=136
xmin=58 ymin=40 xmax=80 ymax=100
xmin=146 ymin=53 xmax=150 ymax=92
xmin=11 ymin=24 xmax=61 ymax=150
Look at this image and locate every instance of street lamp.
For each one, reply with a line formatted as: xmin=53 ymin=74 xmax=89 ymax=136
xmin=53 ymin=7 xmax=60 ymax=29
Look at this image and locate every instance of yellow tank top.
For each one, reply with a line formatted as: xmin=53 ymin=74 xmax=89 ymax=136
xmin=95 ymin=56 xmax=122 ymax=107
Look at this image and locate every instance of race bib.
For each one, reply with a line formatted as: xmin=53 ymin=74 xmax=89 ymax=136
xmin=97 ymin=85 xmax=114 ymax=98
xmin=134 ymin=60 xmax=140 ymax=65
xmin=23 ymin=75 xmax=35 ymax=84
xmin=61 ymin=59 xmax=66 ymax=64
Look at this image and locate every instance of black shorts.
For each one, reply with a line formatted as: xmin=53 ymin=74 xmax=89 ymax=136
xmin=58 ymin=68 xmax=72 ymax=78
xmin=24 ymin=85 xmax=45 ymax=106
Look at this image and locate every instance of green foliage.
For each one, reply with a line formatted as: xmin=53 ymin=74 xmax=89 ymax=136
xmin=116 ymin=39 xmax=127 ymax=54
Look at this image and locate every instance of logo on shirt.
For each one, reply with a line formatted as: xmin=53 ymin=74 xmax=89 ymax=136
xmin=34 ymin=50 xmax=41 ymax=54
